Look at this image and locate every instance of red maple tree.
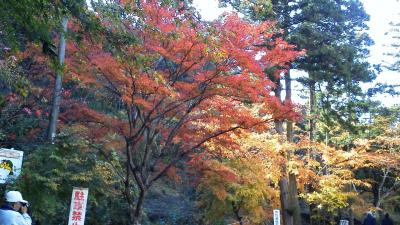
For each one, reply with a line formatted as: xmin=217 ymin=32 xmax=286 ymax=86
xmin=60 ymin=1 xmax=303 ymax=223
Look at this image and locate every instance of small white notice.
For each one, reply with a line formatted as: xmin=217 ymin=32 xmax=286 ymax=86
xmin=273 ymin=209 xmax=280 ymax=225
xmin=340 ymin=220 xmax=349 ymax=225
xmin=68 ymin=187 xmax=89 ymax=225
xmin=0 ymin=148 xmax=23 ymax=184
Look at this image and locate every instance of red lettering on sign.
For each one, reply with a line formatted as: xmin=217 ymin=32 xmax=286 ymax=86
xmin=73 ymin=201 xmax=83 ymax=210
xmin=72 ymin=211 xmax=82 ymax=221
xmin=74 ymin=191 xmax=85 ymax=201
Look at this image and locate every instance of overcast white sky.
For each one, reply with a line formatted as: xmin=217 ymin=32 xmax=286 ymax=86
xmin=193 ymin=0 xmax=400 ymax=106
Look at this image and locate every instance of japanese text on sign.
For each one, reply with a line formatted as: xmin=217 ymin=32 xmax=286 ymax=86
xmin=273 ymin=209 xmax=280 ymax=225
xmin=68 ymin=187 xmax=89 ymax=225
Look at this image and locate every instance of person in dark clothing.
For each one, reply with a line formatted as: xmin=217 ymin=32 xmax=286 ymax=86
xmin=381 ymin=213 xmax=394 ymax=225
xmin=363 ymin=212 xmax=377 ymax=225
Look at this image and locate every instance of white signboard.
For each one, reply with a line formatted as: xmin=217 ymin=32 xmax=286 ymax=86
xmin=68 ymin=187 xmax=89 ymax=225
xmin=0 ymin=148 xmax=24 ymax=184
xmin=273 ymin=209 xmax=280 ymax=225
xmin=340 ymin=220 xmax=349 ymax=225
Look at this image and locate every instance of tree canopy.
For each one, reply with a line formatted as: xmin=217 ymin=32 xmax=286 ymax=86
xmin=0 ymin=0 xmax=399 ymax=225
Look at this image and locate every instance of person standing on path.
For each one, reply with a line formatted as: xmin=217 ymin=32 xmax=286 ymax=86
xmin=363 ymin=211 xmax=377 ymax=225
xmin=381 ymin=213 xmax=394 ymax=225
xmin=0 ymin=191 xmax=31 ymax=225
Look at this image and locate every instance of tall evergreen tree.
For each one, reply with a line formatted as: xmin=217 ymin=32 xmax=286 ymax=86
xmin=384 ymin=13 xmax=400 ymax=72
xmin=221 ymin=0 xmax=375 ymax=224
xmin=223 ymin=0 xmax=375 ymax=143
xmin=289 ymin=0 xmax=374 ymax=141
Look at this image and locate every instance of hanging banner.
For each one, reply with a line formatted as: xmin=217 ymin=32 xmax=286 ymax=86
xmin=68 ymin=187 xmax=89 ymax=225
xmin=0 ymin=148 xmax=24 ymax=184
xmin=273 ymin=209 xmax=280 ymax=225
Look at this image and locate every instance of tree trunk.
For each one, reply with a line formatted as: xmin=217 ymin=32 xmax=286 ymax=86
xmin=132 ymin=188 xmax=146 ymax=225
xmin=280 ymin=174 xmax=293 ymax=225
xmin=285 ymin=70 xmax=294 ymax=142
xmin=349 ymin=207 xmax=354 ymax=225
xmin=278 ymin=126 xmax=292 ymax=225
xmin=48 ymin=16 xmax=68 ymax=142
xmin=233 ymin=205 xmax=244 ymax=225
xmin=125 ymin=185 xmax=135 ymax=225
xmin=289 ymin=173 xmax=302 ymax=225
xmin=309 ymin=78 xmax=316 ymax=141
xmin=274 ymin=76 xmax=284 ymax=133
xmin=125 ymin=141 xmax=135 ymax=224
xmin=274 ymin=76 xmax=291 ymax=225
xmin=273 ymin=71 xmax=303 ymax=225
xmin=372 ymin=183 xmax=379 ymax=207
xmin=285 ymin=71 xmax=302 ymax=225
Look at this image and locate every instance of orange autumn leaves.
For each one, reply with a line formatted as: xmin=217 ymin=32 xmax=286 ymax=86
xmin=61 ymin=0 xmax=303 ymax=152
xmin=20 ymin=1 xmax=305 ymax=221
